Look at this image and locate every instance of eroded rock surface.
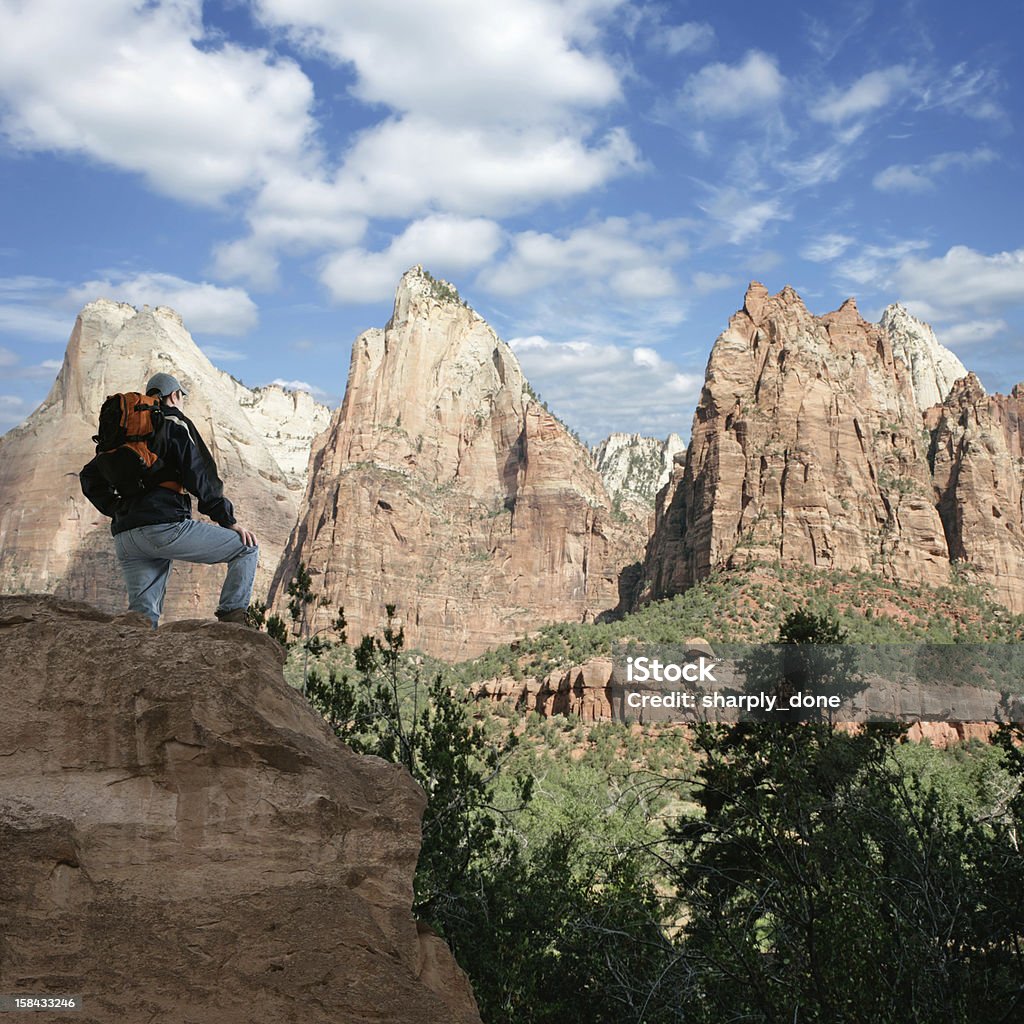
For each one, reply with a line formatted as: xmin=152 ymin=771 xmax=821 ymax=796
xmin=472 ymin=658 xmax=618 ymax=723
xmin=0 ymin=595 xmax=479 ymax=1024
xmin=639 ymin=284 xmax=952 ymax=602
xmin=927 ymin=376 xmax=1024 ymax=611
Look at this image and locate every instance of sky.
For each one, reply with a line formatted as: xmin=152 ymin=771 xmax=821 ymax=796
xmin=1 ymin=0 xmax=1021 ymax=443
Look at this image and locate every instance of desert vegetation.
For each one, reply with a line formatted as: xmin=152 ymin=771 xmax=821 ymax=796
xmin=254 ymin=567 xmax=1024 ymax=1024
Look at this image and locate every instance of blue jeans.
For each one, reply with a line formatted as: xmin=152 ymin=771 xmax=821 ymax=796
xmin=114 ymin=520 xmax=259 ymax=627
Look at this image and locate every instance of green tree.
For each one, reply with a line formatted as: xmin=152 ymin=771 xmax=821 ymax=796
xmin=256 ymin=562 xmax=346 ymax=691
xmin=306 ymin=609 xmax=520 ymax=923
xmin=245 ymin=597 xmax=290 ymax=648
xmin=671 ymin=721 xmax=1024 ymax=1023
xmin=739 ymin=608 xmax=864 ymax=722
xmin=306 ymin=610 xmax=684 ymax=1023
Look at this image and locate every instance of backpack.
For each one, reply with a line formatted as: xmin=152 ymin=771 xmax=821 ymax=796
xmin=90 ymin=392 xmax=183 ymax=500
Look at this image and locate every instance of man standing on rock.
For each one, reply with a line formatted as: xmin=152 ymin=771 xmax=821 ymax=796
xmin=80 ymin=372 xmax=259 ymax=627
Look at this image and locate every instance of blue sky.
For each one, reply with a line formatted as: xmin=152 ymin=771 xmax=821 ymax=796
xmin=1 ymin=0 xmax=1021 ymax=442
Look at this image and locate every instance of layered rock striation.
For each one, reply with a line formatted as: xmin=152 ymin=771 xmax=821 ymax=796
xmin=0 ymin=595 xmax=479 ymax=1023
xmin=0 ymin=300 xmax=329 ymax=618
xmin=927 ymin=376 xmax=1024 ymax=610
xmin=271 ymin=268 xmax=646 ymax=659
xmin=637 ymin=284 xmax=1024 ymax=611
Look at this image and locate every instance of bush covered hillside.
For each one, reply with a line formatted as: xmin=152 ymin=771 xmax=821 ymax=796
xmin=271 ymin=580 xmax=1024 ymax=1024
xmin=450 ymin=561 xmax=1024 ymax=687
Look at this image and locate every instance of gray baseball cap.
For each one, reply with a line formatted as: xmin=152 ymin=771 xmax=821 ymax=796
xmin=146 ymin=372 xmax=189 ymax=397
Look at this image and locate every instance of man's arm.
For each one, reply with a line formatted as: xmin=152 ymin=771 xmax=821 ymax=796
xmin=79 ymin=456 xmax=120 ymax=517
xmin=161 ymin=415 xmax=236 ymax=528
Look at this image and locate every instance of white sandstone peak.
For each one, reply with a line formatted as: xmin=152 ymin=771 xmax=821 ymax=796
xmin=879 ymin=303 xmax=971 ymax=410
xmin=594 ymin=432 xmax=686 ymax=506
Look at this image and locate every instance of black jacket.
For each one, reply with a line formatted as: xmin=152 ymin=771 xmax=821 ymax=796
xmin=80 ymin=406 xmax=236 ymax=536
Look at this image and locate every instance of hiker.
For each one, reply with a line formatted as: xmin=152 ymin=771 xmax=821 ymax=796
xmin=80 ymin=372 xmax=259 ymax=627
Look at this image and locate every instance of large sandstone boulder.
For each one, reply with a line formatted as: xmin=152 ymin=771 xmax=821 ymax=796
xmin=0 ymin=300 xmax=330 ymax=619
xmin=0 ymin=594 xmax=480 ymax=1024
xmin=271 ymin=268 xmax=646 ymax=659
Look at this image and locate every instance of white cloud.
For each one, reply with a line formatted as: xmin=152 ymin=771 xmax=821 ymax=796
xmin=235 ymin=1 xmax=639 ymax=256
xmin=0 ymin=353 xmax=62 ymax=381
xmin=216 ymin=118 xmax=638 ymax=286
xmin=0 ymin=0 xmax=317 ymax=205
xmin=919 ymin=63 xmax=1005 ymax=122
xmin=321 ymin=215 xmax=504 ymax=303
xmin=202 ymin=345 xmax=247 ymax=363
xmin=693 ymin=271 xmax=734 ymax=294
xmin=836 ymin=240 xmax=929 ymax=287
xmin=0 ymin=1 xmax=641 ymax=296
xmin=331 ymin=117 xmax=639 ymax=220
xmin=254 ymin=0 xmax=624 ymax=126
xmin=480 ymin=217 xmax=685 ymax=300
xmin=699 ymin=189 xmax=791 ymax=245
xmin=67 ymin=273 xmax=258 ymax=335
xmin=0 ymin=394 xmax=31 ymax=427
xmin=811 ymin=66 xmax=913 ymax=125
xmin=0 ymin=304 xmax=71 ymax=340
xmin=802 ymin=233 xmax=854 ymax=263
xmin=654 ymin=21 xmax=715 ymax=55
xmin=508 ymin=334 xmax=701 ymax=441
xmin=778 ymin=145 xmax=849 ymax=187
xmin=873 ymin=165 xmax=933 ymax=193
xmin=938 ymin=319 xmax=1008 ymax=347
xmin=212 ymin=173 xmax=371 ymax=287
xmin=611 ymin=266 xmax=677 ymax=299
xmin=0 ymin=275 xmax=62 ymax=299
xmin=680 ymin=50 xmax=785 ymax=119
xmin=270 ymin=377 xmax=328 ymax=397
xmin=210 ymin=242 xmax=282 ymax=293
xmin=873 ymin=147 xmax=997 ymax=193
xmin=895 ymin=246 xmax=1024 ymax=316
xmin=0 ymin=276 xmax=73 ymax=340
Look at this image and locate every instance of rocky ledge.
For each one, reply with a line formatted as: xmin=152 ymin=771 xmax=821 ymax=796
xmin=0 ymin=595 xmax=479 ymax=1024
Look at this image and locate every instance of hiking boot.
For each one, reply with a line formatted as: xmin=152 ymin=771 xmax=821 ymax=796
xmin=215 ymin=608 xmax=250 ymax=626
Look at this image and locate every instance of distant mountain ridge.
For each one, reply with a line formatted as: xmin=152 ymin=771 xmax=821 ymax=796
xmin=593 ymin=432 xmax=685 ymax=509
xmin=1 ymin=273 xmax=1021 ymax=653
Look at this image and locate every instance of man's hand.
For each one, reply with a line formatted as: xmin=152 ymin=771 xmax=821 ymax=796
xmin=230 ymin=524 xmax=258 ymax=547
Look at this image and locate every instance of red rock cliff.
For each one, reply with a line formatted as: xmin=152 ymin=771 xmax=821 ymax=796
xmin=271 ymin=267 xmax=645 ymax=659
xmin=638 ymin=283 xmax=952 ymax=601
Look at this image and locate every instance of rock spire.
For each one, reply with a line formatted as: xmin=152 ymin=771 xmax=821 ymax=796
xmin=271 ymin=267 xmax=645 ymax=658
